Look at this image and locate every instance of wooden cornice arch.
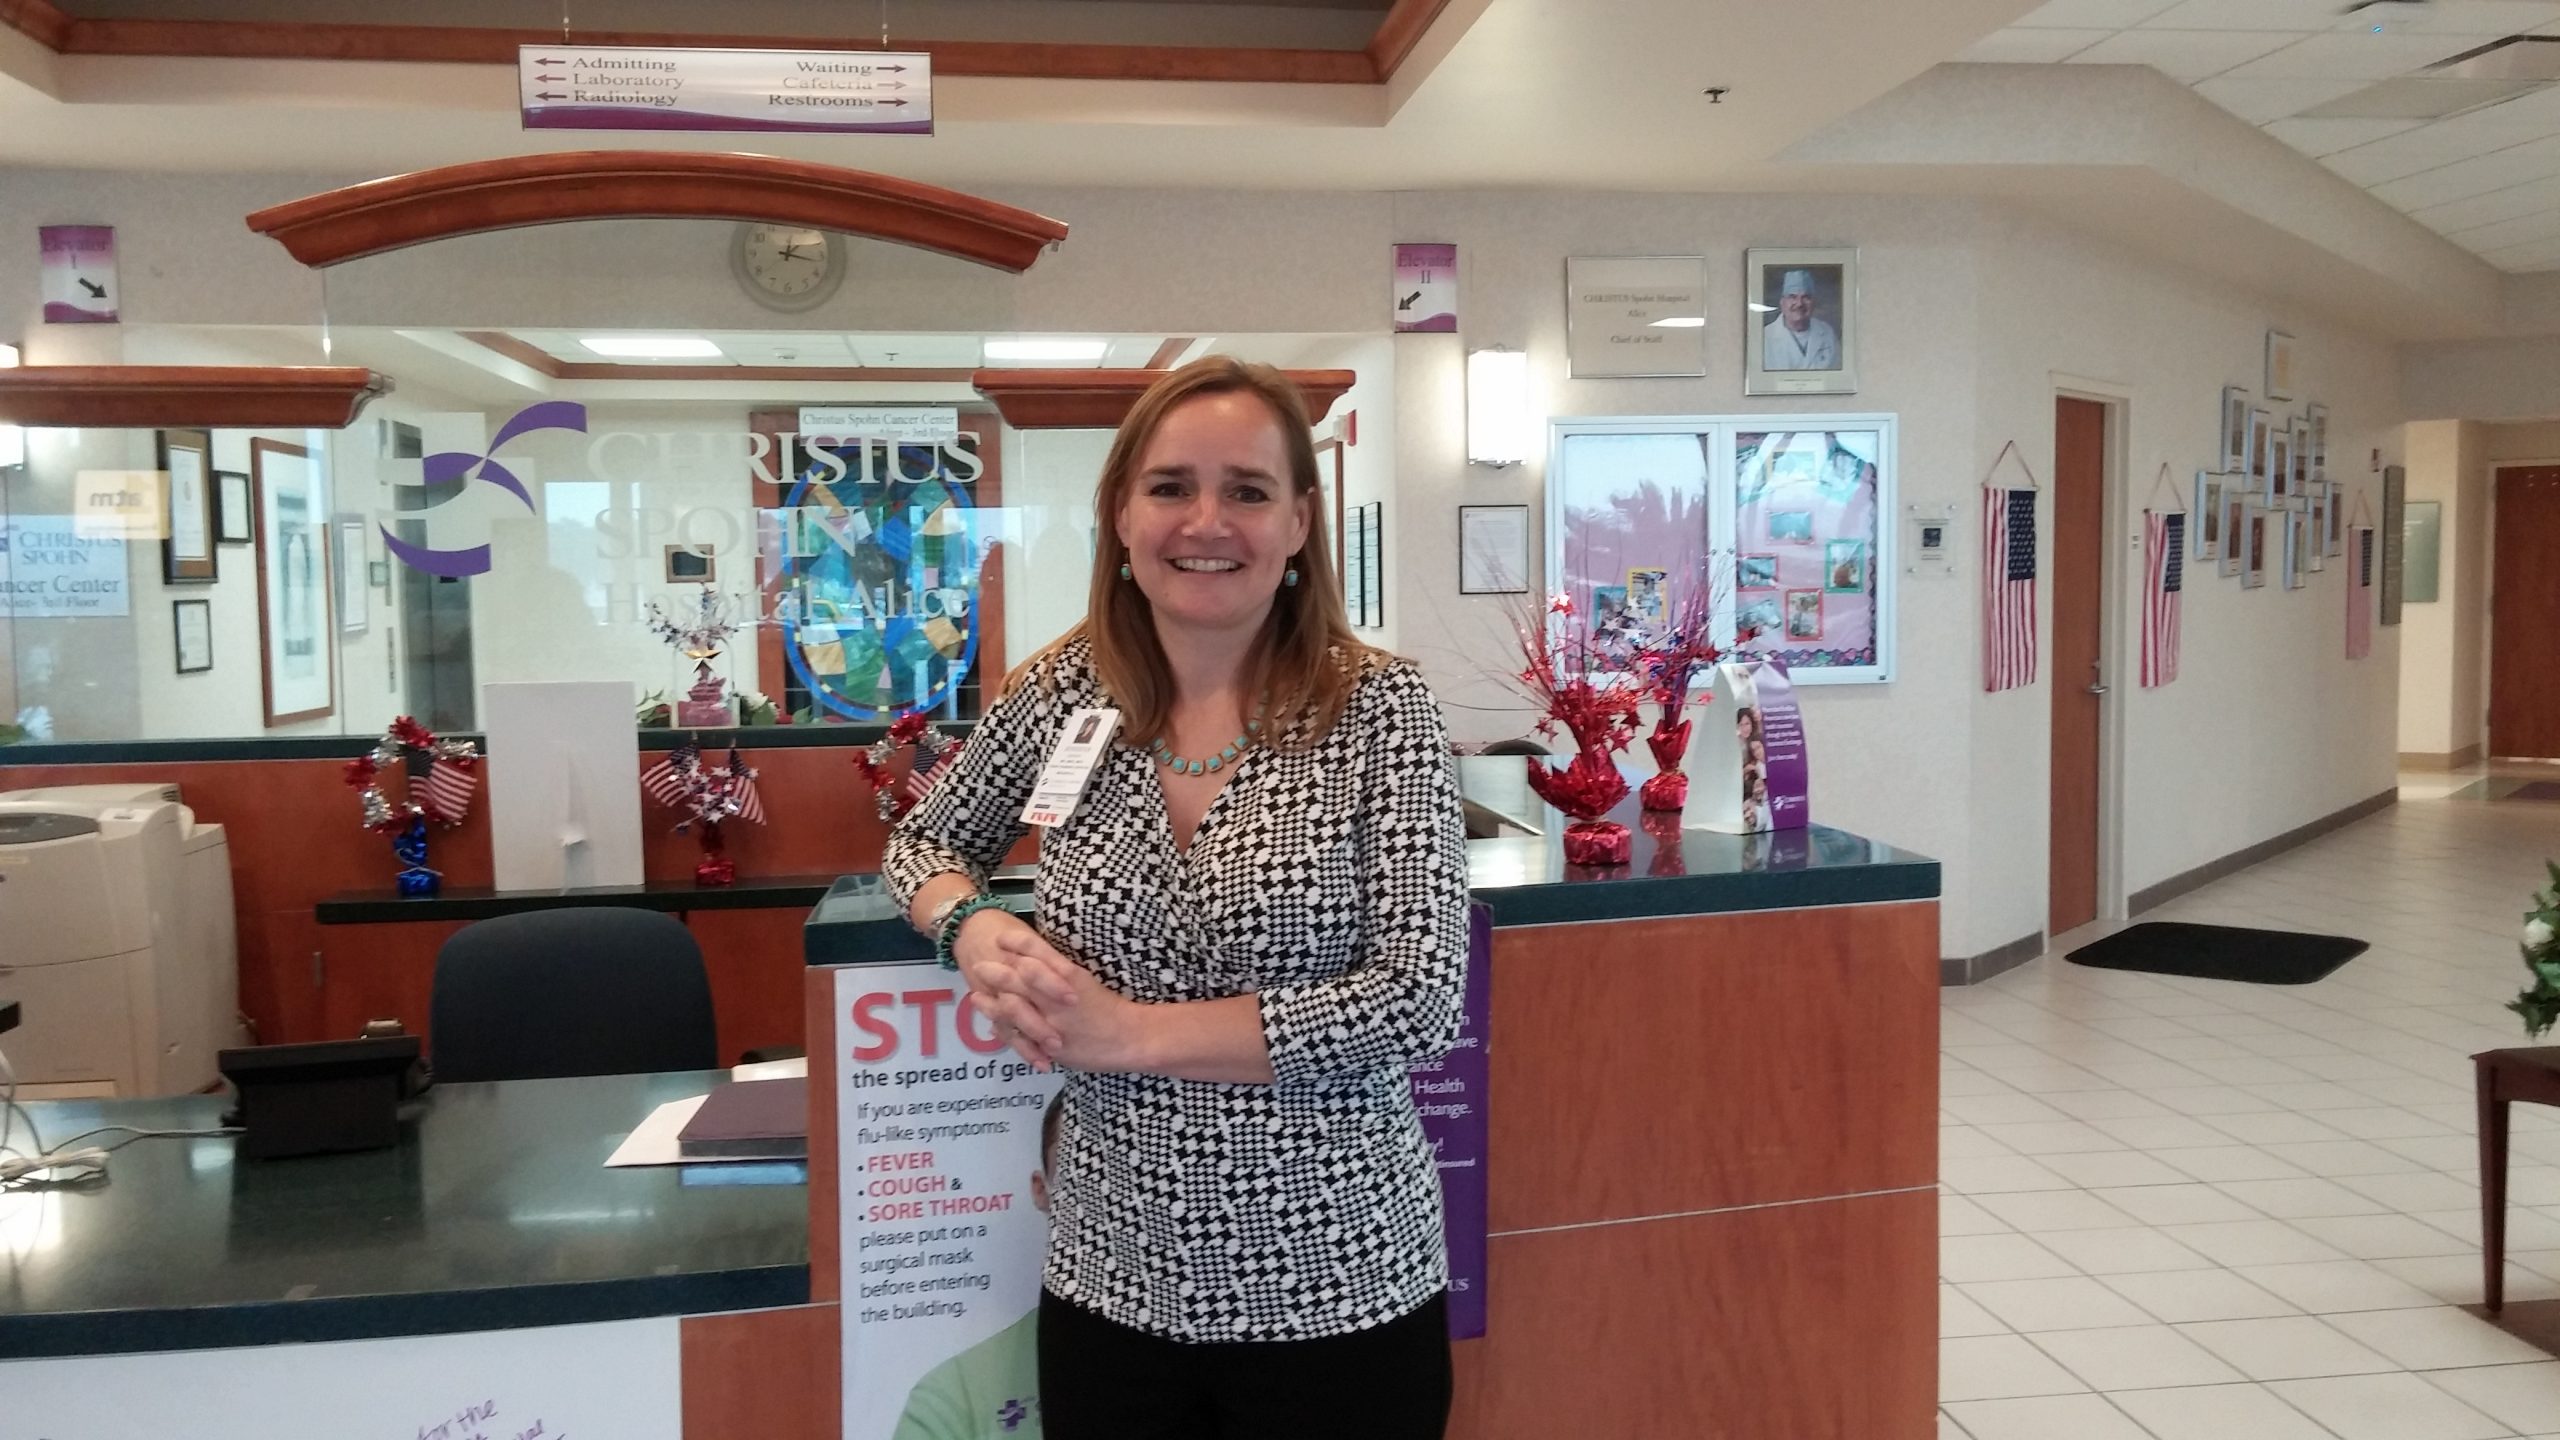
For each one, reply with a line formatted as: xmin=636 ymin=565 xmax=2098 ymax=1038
xmin=244 ymin=151 xmax=1070 ymax=272
xmin=973 ymin=369 xmax=1356 ymax=430
xmin=0 ymin=366 xmax=390 ymax=428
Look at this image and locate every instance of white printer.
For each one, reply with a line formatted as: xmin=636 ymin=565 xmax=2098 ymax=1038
xmin=0 ymin=782 xmax=246 ymax=1097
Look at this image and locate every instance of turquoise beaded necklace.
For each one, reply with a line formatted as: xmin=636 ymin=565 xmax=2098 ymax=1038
xmin=1150 ymin=701 xmax=1266 ymax=776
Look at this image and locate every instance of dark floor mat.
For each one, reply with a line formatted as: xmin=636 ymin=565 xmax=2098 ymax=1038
xmin=2065 ymin=922 xmax=2368 ymax=986
xmin=2506 ymin=781 xmax=2560 ymax=802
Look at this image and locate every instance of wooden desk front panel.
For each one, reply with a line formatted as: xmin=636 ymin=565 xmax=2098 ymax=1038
xmin=1487 ymin=900 xmax=1939 ymax=1232
xmin=1451 ymin=1189 xmax=1936 ymax=1440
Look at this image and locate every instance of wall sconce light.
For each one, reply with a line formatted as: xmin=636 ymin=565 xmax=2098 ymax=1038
xmin=1466 ymin=345 xmax=1530 ymax=468
xmin=0 ymin=343 xmax=22 ymax=471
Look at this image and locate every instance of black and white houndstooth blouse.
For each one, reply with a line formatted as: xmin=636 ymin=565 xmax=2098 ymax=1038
xmin=884 ymin=636 xmax=1470 ymax=1343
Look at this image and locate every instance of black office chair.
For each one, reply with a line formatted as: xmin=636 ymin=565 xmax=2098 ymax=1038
xmin=429 ymin=908 xmax=720 ymax=1083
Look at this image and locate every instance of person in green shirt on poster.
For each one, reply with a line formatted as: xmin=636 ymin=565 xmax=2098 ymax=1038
xmin=889 ymin=1094 xmax=1063 ymax=1440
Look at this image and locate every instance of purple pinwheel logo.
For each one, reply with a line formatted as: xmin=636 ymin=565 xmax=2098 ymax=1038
xmin=997 ymin=1399 xmax=1030 ymax=1431
xmin=381 ymin=400 xmax=586 ymax=578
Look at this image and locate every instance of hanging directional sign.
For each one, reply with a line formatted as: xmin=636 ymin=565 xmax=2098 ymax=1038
xmin=517 ymin=46 xmax=933 ymax=135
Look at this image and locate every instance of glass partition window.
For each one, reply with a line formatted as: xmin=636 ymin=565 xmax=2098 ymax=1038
xmin=1548 ymin=415 xmax=1897 ymax=685
xmin=1 ymin=321 xmax=1377 ymax=746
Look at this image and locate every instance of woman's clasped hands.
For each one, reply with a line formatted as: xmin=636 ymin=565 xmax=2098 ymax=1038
xmin=951 ymin=908 xmax=1137 ymax=1073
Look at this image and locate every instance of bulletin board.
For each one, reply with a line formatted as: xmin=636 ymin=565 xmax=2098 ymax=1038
xmin=1548 ymin=414 xmax=1897 ymax=685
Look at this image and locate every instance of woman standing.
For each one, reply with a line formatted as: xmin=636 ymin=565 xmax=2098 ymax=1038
xmin=886 ymin=357 xmax=1469 ymax=1439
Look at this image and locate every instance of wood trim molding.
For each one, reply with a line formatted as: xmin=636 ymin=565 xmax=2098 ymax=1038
xmin=56 ymin=21 xmax=1378 ymax=83
xmin=1367 ymin=0 xmax=1456 ymax=77
xmin=244 ymin=152 xmax=1071 ymax=272
xmin=0 ymin=0 xmax=69 ymax=49
xmin=0 ymin=366 xmax=391 ymax=428
xmin=972 ymin=368 xmax=1355 ymax=429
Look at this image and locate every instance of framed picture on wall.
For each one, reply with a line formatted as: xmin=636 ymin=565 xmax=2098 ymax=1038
xmin=336 ymin=515 xmax=369 ymax=633
xmin=2193 ymin=471 xmax=2225 ymax=562
xmin=2306 ymin=484 xmax=2330 ymax=573
xmin=2220 ymin=387 xmax=2249 ymax=473
xmin=2307 ymin=403 xmax=2329 ymax=474
xmin=1566 ymin=254 xmax=1709 ymax=379
xmin=158 ymin=428 xmax=216 ymax=584
xmin=2290 ymin=415 xmax=2313 ymax=499
xmin=252 ymin=437 xmax=336 ymax=727
xmin=2380 ymin=463 xmax=2406 ymax=625
xmin=2242 ymin=504 xmax=2270 ymax=589
xmin=2247 ymin=408 xmax=2272 ymax=495
xmin=1344 ymin=500 xmax=1371 ymax=627
xmin=2266 ymin=329 xmax=2297 ymax=402
xmin=172 ymin=598 xmax=212 ymax=675
xmin=1459 ymin=504 xmax=1530 ymax=594
xmin=1744 ymin=247 xmax=1858 ymax=396
xmin=215 ymin=470 xmax=252 ymax=545
xmin=2219 ymin=484 xmax=2248 ymax=579
xmin=2325 ymin=480 xmax=2345 ymax=557
xmin=2283 ymin=510 xmax=2309 ymax=589
xmin=2268 ymin=423 xmax=2293 ymax=503
xmin=1360 ymin=501 xmax=1385 ymax=629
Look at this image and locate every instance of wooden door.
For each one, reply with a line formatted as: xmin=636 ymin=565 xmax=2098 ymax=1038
xmin=2050 ymin=398 xmax=2107 ymax=935
xmin=2491 ymin=466 xmax=2560 ymax=759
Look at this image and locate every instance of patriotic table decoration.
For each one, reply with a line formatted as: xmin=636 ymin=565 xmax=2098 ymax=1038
xmin=342 ymin=716 xmax=480 ymax=897
xmin=1506 ymin=590 xmax=1646 ymax=867
xmin=643 ymin=738 xmax=766 ymax=886
xmin=851 ymin=712 xmax=964 ymax=822
xmin=1632 ymin=564 xmax=1733 ymax=813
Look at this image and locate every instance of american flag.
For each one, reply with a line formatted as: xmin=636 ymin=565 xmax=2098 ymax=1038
xmin=2346 ymin=526 xmax=2374 ymax=660
xmin=723 ymin=745 xmax=765 ymax=825
xmin=642 ymin=739 xmax=701 ymax=806
xmin=1984 ymin=487 xmax=2039 ymax=692
xmin=419 ymin=755 xmax=478 ymax=824
xmin=2141 ymin=511 xmax=2184 ymax=688
xmin=905 ymin=737 xmax=964 ymax=807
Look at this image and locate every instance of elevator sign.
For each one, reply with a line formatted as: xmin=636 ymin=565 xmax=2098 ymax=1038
xmin=518 ymin=46 xmax=934 ymax=135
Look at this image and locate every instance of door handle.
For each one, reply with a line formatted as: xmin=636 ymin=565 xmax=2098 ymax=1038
xmin=2087 ymin=682 xmax=2109 ymax=695
xmin=2087 ymin=661 xmax=2107 ymax=697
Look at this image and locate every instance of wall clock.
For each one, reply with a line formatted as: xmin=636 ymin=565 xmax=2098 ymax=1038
xmin=730 ymin=223 xmax=848 ymax=313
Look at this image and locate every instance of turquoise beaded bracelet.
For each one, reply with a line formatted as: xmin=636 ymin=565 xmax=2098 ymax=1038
xmin=935 ymin=893 xmax=1012 ymax=970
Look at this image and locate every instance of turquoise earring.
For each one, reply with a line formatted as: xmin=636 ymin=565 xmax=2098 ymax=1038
xmin=1118 ymin=562 xmax=1132 ymax=580
xmin=1284 ymin=566 xmax=1299 ymax=588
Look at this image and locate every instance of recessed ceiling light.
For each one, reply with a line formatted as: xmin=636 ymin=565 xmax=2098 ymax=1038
xmin=1651 ymin=316 xmax=1707 ymax=328
xmin=983 ymin=338 xmax=1110 ymax=363
xmin=579 ymin=336 xmax=724 ymax=359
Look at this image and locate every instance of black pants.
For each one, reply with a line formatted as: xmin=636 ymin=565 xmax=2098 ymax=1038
xmin=1037 ymin=1288 xmax=1452 ymax=1440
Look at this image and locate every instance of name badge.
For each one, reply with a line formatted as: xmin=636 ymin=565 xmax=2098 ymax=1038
xmin=1021 ymin=707 xmax=1120 ymax=828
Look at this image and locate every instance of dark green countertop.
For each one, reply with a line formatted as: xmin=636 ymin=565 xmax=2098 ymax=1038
xmin=0 ymin=1071 xmax=807 ymax=1359
xmin=804 ymin=756 xmax=1939 ymax=965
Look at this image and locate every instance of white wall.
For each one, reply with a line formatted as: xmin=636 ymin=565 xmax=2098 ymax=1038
xmin=2397 ymin=421 xmax=2490 ymax=760
xmin=0 ymin=168 xmax=2417 ymax=960
xmin=1289 ymin=335 xmax=1397 ymax=652
xmin=1971 ymin=211 xmax=2404 ymax=948
xmin=1002 ymin=426 xmax=1108 ymax=668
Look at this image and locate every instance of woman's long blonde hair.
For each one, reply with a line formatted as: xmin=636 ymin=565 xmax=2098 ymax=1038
xmin=1011 ymin=356 xmax=1374 ymax=750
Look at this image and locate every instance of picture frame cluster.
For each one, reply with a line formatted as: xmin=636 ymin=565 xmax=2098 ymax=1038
xmin=2193 ymin=333 xmax=2342 ymax=594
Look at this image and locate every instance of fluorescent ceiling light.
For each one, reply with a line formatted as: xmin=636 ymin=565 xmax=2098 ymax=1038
xmin=1747 ymin=302 xmax=1777 ymax=313
xmin=579 ymin=336 xmax=724 ymax=359
xmin=983 ymin=338 xmax=1110 ymax=363
xmin=2300 ymin=76 xmax=2544 ymax=121
xmin=1650 ymin=316 xmax=1707 ymax=328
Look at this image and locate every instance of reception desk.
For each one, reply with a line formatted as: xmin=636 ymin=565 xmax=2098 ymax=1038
xmin=2 ymin=764 xmax=1938 ymax=1439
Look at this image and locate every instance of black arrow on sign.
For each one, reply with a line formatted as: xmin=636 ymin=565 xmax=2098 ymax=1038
xmin=79 ymin=278 xmax=106 ymax=298
xmin=536 ymin=91 xmax=566 ymax=101
xmin=537 ymin=56 xmax=565 ymax=64
xmin=879 ymin=64 xmax=907 ymax=72
xmin=537 ymin=73 xmax=565 ymax=82
xmin=879 ymin=99 xmax=908 ymax=107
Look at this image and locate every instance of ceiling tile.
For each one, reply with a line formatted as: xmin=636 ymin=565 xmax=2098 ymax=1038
xmin=2143 ymin=0 xmax=2352 ymax=32
xmin=2221 ymin=30 xmax=2509 ymax=80
xmin=2445 ymin=202 xmax=2560 ymax=246
xmin=2371 ymin=131 xmax=2560 ymax=206
xmin=2068 ymin=29 xmax=2303 ymax=80
xmin=2410 ymin=168 xmax=2560 ymax=226
xmin=2477 ymin=231 xmax=2560 ymax=266
xmin=2264 ymin=115 xmax=2424 ymax=154
xmin=2331 ymin=1 xmax=2560 ymax=35
xmin=2194 ymin=73 xmax=2371 ymax=122
xmin=846 ymin=335 xmax=986 ymax=367
xmin=2322 ymin=122 xmax=2522 ymax=182
xmin=2013 ymin=0 xmax=2182 ymax=25
xmin=1960 ymin=27 xmax=2113 ymax=63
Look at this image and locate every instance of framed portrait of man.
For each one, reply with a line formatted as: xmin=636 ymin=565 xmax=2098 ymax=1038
xmin=1744 ymin=247 xmax=1858 ymax=396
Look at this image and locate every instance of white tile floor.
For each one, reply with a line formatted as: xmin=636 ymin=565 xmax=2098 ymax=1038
xmin=1937 ymin=774 xmax=2560 ymax=1438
